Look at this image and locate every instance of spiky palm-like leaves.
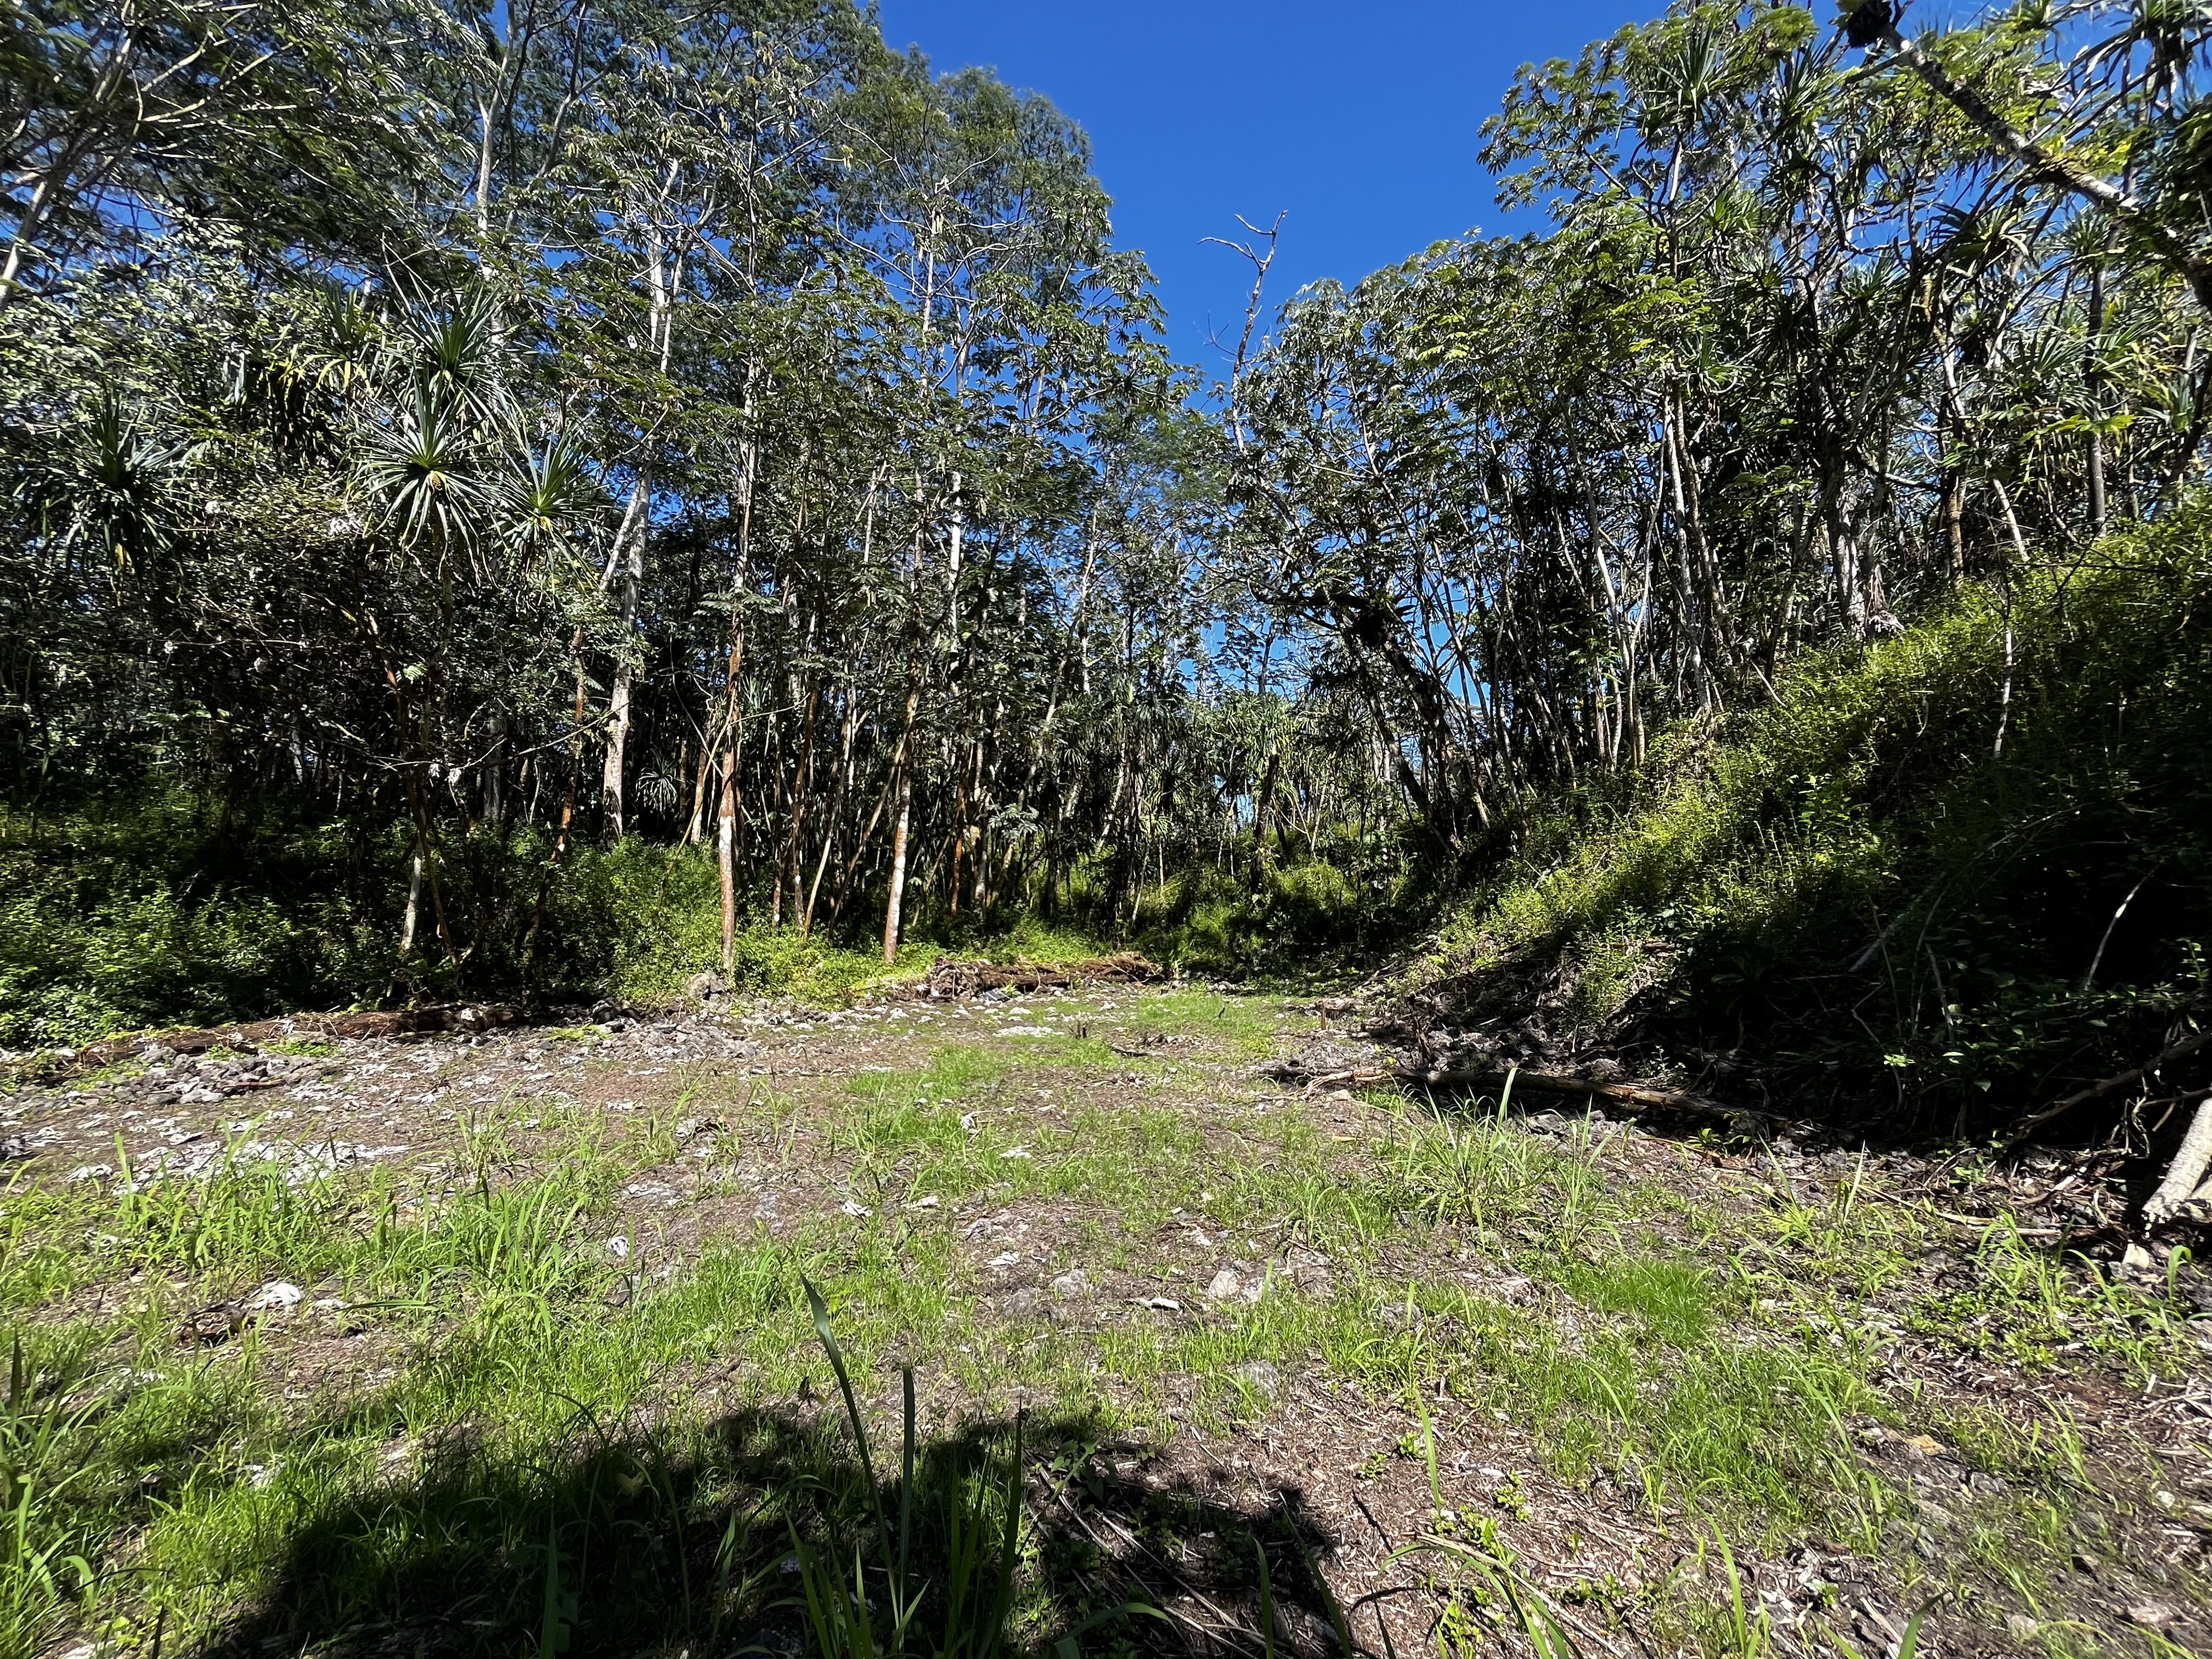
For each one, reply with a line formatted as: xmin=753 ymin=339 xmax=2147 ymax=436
xmin=352 ymin=287 xmax=597 ymax=561
xmin=504 ymin=427 xmax=601 ymax=561
xmin=357 ymin=377 xmax=494 ymax=549
xmin=32 ymin=393 xmax=193 ymax=569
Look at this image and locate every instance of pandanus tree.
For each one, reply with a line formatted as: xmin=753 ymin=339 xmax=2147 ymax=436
xmin=346 ymin=286 xmax=603 ymax=979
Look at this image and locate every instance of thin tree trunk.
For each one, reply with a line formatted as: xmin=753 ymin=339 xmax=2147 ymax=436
xmin=685 ymin=730 xmax=714 ymax=846
xmin=719 ymin=416 xmax=759 ymax=974
xmin=2086 ymin=256 xmax=2109 ymax=537
xmin=883 ymin=761 xmax=914 ymax=966
xmin=402 ymin=852 xmax=423 ymax=955
xmin=600 ymin=476 xmax=650 ymax=843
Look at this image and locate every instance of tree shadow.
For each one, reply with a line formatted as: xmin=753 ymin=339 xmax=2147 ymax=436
xmin=197 ymin=1397 xmax=1355 ymax=1659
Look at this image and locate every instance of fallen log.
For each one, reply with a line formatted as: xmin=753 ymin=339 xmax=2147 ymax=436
xmin=1292 ymin=1060 xmax=1754 ymax=1122
xmin=921 ymin=953 xmax=1166 ymax=999
xmin=2001 ymin=1024 xmax=2212 ymax=1152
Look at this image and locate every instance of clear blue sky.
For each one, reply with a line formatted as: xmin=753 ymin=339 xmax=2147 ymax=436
xmin=875 ymin=0 xmax=1665 ymax=374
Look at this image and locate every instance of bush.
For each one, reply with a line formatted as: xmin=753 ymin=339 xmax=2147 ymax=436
xmin=0 ymin=801 xmax=391 ymax=1047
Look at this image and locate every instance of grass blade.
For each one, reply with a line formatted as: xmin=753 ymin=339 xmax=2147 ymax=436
xmin=804 ymin=1275 xmax=894 ymax=1576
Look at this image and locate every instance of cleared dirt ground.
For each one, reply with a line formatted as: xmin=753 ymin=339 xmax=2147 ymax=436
xmin=3 ymin=983 xmax=2208 ymax=1658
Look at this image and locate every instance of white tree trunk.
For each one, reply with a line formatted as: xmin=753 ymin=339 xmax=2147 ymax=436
xmin=600 ymin=478 xmax=650 ymax=842
xmin=2146 ymin=1098 xmax=2212 ymax=1224
xmin=883 ymin=765 xmax=913 ymax=965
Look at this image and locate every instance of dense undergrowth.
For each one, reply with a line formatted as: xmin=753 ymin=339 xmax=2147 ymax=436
xmin=0 ymin=797 xmax=1385 ymax=1050
xmin=1421 ymin=509 xmax=2212 ymax=1133
xmin=0 ymin=805 xmax=1144 ymax=1047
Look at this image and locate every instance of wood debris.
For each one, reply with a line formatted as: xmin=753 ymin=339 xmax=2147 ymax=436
xmin=919 ymin=953 xmax=1166 ymax=999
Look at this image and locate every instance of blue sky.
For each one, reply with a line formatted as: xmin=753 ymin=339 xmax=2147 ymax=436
xmin=875 ymin=0 xmax=1666 ymax=375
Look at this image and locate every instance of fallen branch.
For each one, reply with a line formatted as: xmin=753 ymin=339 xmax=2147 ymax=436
xmin=1298 ymin=1066 xmax=1390 ymax=1092
xmin=2002 ymin=1024 xmax=2212 ymax=1151
xmin=1288 ymin=1062 xmax=1751 ymax=1121
xmin=1389 ymin=1065 xmax=1754 ymax=1122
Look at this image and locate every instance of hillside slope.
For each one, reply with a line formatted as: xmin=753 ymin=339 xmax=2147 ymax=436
xmin=1402 ymin=509 xmax=2212 ymax=1146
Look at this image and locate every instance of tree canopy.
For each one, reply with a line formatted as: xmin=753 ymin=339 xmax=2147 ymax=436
xmin=7 ymin=0 xmax=2212 ymax=1005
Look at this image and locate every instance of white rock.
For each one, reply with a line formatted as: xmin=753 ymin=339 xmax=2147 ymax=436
xmin=1234 ymin=1359 xmax=1282 ymax=1399
xmin=250 ymin=1281 xmax=303 ymax=1310
xmin=1206 ymin=1268 xmax=1244 ymax=1300
xmin=999 ymin=1146 xmax=1031 ymax=1160
xmin=606 ymin=1235 xmax=630 ymax=1259
xmin=840 ymin=1199 xmax=871 ymax=1217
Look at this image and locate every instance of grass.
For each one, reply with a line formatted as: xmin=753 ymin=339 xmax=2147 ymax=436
xmin=0 ymin=988 xmax=2197 ymax=1656
xmin=1124 ymin=986 xmax=1314 ymax=1060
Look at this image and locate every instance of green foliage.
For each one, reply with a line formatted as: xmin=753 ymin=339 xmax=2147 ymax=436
xmin=0 ymin=797 xmax=930 ymax=1045
xmin=1121 ymin=856 xmax=1389 ymax=979
xmin=1425 ymin=510 xmax=2212 ymax=1123
xmin=0 ymin=776 xmax=1392 ymax=1046
xmin=0 ymin=799 xmax=392 ymax=1047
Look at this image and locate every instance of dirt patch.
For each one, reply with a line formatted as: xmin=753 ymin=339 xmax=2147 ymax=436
xmin=5 ymin=988 xmax=2209 ymax=1656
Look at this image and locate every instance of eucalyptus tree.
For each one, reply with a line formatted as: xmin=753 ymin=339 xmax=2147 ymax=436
xmin=807 ymin=57 xmax=1174 ymax=958
xmin=549 ymin=1 xmax=874 ymax=845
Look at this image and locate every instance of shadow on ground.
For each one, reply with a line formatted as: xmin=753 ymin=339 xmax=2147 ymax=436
xmin=199 ymin=1400 xmax=1356 ymax=1659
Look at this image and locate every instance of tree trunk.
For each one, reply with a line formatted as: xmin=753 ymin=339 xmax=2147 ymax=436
xmin=482 ymin=711 xmax=507 ymax=825
xmin=883 ymin=761 xmax=913 ymax=966
xmin=2146 ymin=1098 xmax=2212 ymax=1224
xmin=685 ymin=733 xmax=714 ymax=846
xmin=2086 ymin=257 xmax=2109 ymax=537
xmin=600 ymin=477 xmax=650 ymax=844
xmin=401 ymin=851 xmax=423 ymax=956
xmin=718 ymin=763 xmax=738 ymax=978
xmin=719 ymin=422 xmax=759 ymax=973
xmin=1249 ymin=747 xmax=1281 ymax=892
